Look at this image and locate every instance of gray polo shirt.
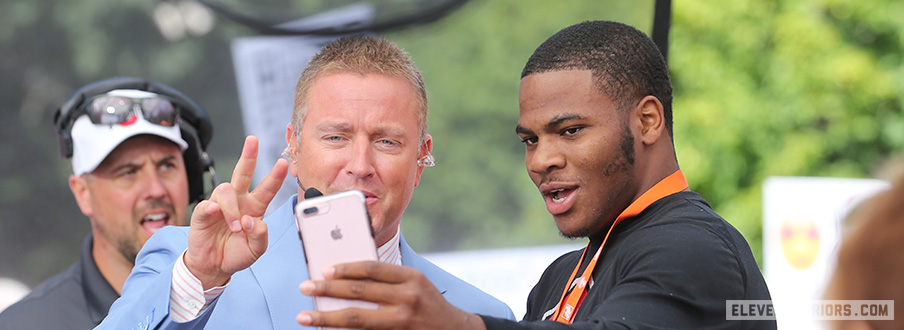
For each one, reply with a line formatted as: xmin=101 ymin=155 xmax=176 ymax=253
xmin=0 ymin=233 xmax=119 ymax=329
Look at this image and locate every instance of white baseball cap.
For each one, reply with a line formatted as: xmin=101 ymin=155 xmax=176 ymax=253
xmin=70 ymin=90 xmax=188 ymax=175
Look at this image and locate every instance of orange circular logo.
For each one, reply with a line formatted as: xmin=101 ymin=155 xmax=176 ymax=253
xmin=780 ymin=216 xmax=820 ymax=270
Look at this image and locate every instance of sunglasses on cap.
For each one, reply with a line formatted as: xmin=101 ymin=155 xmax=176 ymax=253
xmin=82 ymin=92 xmax=180 ymax=127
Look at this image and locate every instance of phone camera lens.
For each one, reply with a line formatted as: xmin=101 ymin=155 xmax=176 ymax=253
xmin=303 ymin=207 xmax=318 ymax=215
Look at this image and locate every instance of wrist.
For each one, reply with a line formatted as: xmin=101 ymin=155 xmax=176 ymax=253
xmin=184 ymin=253 xmax=230 ymax=290
xmin=463 ymin=312 xmax=486 ymax=330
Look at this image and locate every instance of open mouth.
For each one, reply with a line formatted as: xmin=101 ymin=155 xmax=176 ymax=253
xmin=140 ymin=213 xmax=170 ymax=235
xmin=542 ymin=186 xmax=577 ymax=215
xmin=547 ymin=188 xmax=576 ymax=203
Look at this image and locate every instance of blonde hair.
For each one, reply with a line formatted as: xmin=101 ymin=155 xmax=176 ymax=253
xmin=291 ymin=35 xmax=428 ymax=142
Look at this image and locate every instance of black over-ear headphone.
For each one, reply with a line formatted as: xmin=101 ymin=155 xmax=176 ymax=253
xmin=53 ymin=76 xmax=218 ymax=203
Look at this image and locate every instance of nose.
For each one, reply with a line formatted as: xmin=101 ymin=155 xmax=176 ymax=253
xmin=344 ymin=139 xmax=376 ymax=180
xmin=527 ymin=139 xmax=565 ymax=175
xmin=142 ymin=169 xmax=168 ymax=199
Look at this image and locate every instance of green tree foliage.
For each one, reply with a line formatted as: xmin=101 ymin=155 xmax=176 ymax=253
xmin=669 ymin=0 xmax=904 ymax=263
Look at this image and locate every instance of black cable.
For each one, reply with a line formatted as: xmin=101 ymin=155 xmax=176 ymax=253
xmin=196 ymin=0 xmax=469 ymax=36
xmin=652 ymin=0 xmax=671 ymax=62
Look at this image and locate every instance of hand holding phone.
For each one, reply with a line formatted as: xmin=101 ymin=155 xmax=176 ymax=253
xmin=295 ymin=190 xmax=378 ymax=317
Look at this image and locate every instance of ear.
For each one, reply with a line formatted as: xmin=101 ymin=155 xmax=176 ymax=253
xmin=69 ymin=175 xmax=93 ymax=217
xmin=285 ymin=123 xmax=299 ymax=178
xmin=635 ymin=95 xmax=666 ymax=146
xmin=413 ymin=134 xmax=433 ymax=187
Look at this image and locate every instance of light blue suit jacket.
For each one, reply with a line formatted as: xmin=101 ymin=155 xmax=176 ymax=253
xmin=96 ymin=195 xmax=514 ymax=329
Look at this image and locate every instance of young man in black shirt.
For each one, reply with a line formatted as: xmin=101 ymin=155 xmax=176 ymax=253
xmin=294 ymin=20 xmax=776 ymax=330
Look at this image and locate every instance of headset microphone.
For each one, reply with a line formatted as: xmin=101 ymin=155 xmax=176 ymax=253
xmin=297 ymin=178 xmax=322 ymax=199
xmin=303 ymin=187 xmax=323 ymax=199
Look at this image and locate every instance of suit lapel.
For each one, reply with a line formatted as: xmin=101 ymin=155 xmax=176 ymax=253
xmin=249 ymin=196 xmax=315 ymax=329
xmin=399 ymin=235 xmax=447 ymax=295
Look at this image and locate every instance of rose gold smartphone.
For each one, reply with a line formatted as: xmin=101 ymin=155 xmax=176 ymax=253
xmin=295 ymin=189 xmax=378 ymax=321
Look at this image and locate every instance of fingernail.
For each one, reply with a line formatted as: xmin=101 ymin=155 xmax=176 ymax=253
xmin=323 ymin=266 xmax=336 ymax=278
xmin=245 ymin=216 xmax=254 ymax=230
xmin=230 ymin=220 xmax=241 ymax=231
xmin=297 ymin=313 xmax=312 ymax=325
xmin=300 ymin=280 xmax=315 ymax=294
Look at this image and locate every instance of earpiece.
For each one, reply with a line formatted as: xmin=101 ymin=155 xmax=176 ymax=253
xmin=417 ymin=151 xmax=435 ymax=167
xmin=281 ymin=146 xmax=297 ymax=163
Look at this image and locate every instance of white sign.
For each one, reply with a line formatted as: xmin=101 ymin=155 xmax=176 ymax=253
xmin=230 ymin=4 xmax=374 ymax=214
xmin=424 ymin=243 xmax=584 ymax=319
xmin=763 ymin=176 xmax=888 ymax=329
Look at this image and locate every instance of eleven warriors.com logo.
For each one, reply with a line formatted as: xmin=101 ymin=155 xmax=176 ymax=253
xmin=726 ymin=300 xmax=895 ymax=321
xmin=811 ymin=301 xmax=893 ymax=320
xmin=726 ymin=300 xmax=776 ymax=320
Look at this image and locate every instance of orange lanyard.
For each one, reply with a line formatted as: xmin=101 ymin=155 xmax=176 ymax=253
xmin=549 ymin=170 xmax=688 ymax=323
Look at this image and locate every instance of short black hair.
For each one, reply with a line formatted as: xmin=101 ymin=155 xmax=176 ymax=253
xmin=522 ymin=20 xmax=673 ymax=136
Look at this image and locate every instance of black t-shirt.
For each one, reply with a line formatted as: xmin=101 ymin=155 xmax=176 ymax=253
xmin=481 ymin=191 xmax=776 ymax=329
xmin=0 ymin=234 xmax=119 ymax=330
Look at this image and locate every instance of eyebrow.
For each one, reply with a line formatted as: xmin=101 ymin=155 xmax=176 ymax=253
xmin=317 ymin=122 xmax=409 ymax=139
xmin=515 ymin=125 xmax=533 ymax=135
xmin=515 ymin=113 xmax=586 ymax=135
xmin=545 ymin=114 xmax=585 ymax=131
xmin=107 ymin=162 xmax=139 ymax=175
xmin=316 ymin=122 xmax=353 ymax=133
xmin=373 ymin=126 xmax=408 ymax=139
xmin=155 ymin=155 xmax=179 ymax=166
xmin=108 ymin=154 xmax=178 ymax=173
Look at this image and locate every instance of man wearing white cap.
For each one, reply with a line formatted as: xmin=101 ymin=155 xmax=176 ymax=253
xmin=0 ymin=77 xmax=213 ymax=330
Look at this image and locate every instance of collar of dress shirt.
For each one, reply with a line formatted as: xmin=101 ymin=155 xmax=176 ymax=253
xmin=377 ymin=225 xmax=402 ymax=265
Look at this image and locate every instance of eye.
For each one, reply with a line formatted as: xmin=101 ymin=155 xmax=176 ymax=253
xmin=160 ymin=161 xmax=177 ymax=171
xmin=562 ymin=126 xmax=583 ymax=136
xmin=322 ymin=135 xmax=347 ymax=145
xmin=519 ymin=136 xmax=538 ymax=145
xmin=119 ymin=168 xmax=138 ymax=178
xmin=375 ymin=138 xmax=401 ymax=151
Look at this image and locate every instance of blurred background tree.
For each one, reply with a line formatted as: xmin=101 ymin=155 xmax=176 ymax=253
xmin=0 ymin=0 xmax=245 ymax=285
xmin=1 ymin=0 xmax=901 ymax=288
xmin=670 ymin=0 xmax=904 ymax=261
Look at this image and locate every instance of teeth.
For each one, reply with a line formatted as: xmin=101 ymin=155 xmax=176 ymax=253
xmin=550 ymin=189 xmax=566 ymax=203
xmin=546 ymin=188 xmax=570 ymax=203
xmin=144 ymin=213 xmax=167 ymax=221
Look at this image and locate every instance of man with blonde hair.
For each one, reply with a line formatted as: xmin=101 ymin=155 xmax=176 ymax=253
xmin=96 ymin=36 xmax=514 ymax=329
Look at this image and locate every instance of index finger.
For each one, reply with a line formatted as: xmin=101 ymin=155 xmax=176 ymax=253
xmin=249 ymin=158 xmax=289 ymax=206
xmin=298 ymin=308 xmax=400 ymax=330
xmin=327 ymin=261 xmax=415 ymax=284
xmin=231 ymin=135 xmax=259 ymax=192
